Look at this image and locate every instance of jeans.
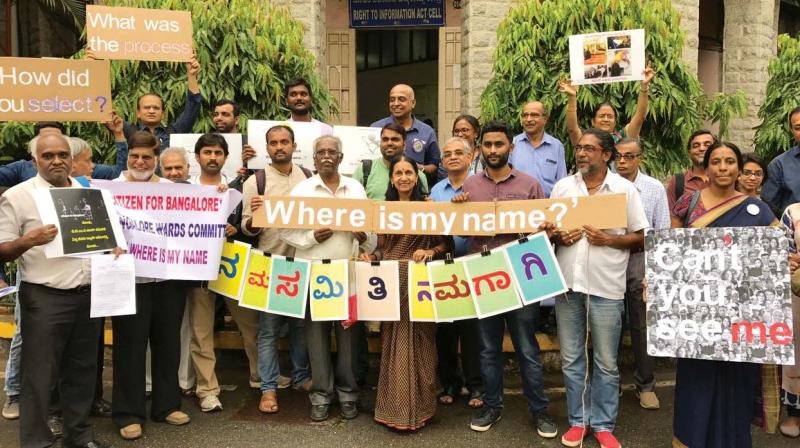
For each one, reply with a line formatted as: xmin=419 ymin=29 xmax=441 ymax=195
xmin=257 ymin=313 xmax=309 ymax=392
xmin=556 ymin=292 xmax=624 ymax=432
xmin=4 ymin=298 xmax=21 ymax=397
xmin=478 ymin=304 xmax=548 ymax=414
xmin=624 ymin=252 xmax=655 ymax=392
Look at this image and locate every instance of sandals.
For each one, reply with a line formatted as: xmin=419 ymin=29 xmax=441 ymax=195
xmin=468 ymin=390 xmax=484 ymax=409
xmin=259 ymin=390 xmax=279 ymax=414
xmin=180 ymin=388 xmax=196 ymax=398
xmin=438 ymin=386 xmax=460 ymax=405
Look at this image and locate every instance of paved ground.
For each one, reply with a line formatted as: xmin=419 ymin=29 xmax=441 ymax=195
xmin=0 ymin=351 xmax=795 ymax=448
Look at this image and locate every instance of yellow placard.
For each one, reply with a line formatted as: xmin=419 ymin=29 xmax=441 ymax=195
xmin=409 ymin=262 xmax=435 ymax=322
xmin=309 ymin=260 xmax=349 ymax=321
xmin=238 ymin=250 xmax=271 ymax=311
xmin=208 ymin=240 xmax=251 ymax=299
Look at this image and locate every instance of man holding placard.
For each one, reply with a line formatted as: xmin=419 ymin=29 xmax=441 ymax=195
xmin=118 ymin=56 xmax=201 ymax=149
xmin=429 ymin=137 xmax=484 ymax=408
xmin=241 ymin=125 xmax=313 ymax=414
xmin=0 ymin=133 xmax=111 ymax=448
xmin=281 ymin=135 xmax=372 ymax=422
xmin=452 ymin=121 xmax=558 ymax=439
xmin=185 ymin=133 xmax=253 ymax=413
xmin=550 ymin=129 xmax=648 ymax=448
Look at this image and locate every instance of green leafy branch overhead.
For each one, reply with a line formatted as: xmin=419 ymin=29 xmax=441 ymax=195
xmin=754 ymin=33 xmax=800 ymax=161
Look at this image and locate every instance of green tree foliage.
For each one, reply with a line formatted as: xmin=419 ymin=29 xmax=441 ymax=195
xmin=754 ymin=33 xmax=800 ymax=161
xmin=480 ymin=0 xmax=745 ymax=178
xmin=0 ymin=0 xmax=336 ymax=164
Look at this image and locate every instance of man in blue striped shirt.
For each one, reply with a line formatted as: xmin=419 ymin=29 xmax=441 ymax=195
xmin=614 ymin=137 xmax=670 ymax=411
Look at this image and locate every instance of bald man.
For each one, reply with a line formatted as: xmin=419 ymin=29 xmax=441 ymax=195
xmin=509 ymin=101 xmax=567 ymax=197
xmin=0 ymin=133 xmax=112 ymax=447
xmin=371 ymin=84 xmax=441 ymax=183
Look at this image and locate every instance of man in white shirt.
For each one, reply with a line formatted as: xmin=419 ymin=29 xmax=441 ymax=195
xmin=281 ymin=135 xmax=372 ymax=422
xmin=614 ymin=137 xmax=670 ymax=410
xmin=550 ymin=129 xmax=649 ymax=448
xmin=0 ymin=134 xmax=111 ymax=448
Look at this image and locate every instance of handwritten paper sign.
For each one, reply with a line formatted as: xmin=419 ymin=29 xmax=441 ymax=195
xmin=569 ymin=29 xmax=645 ymax=86
xmin=646 ymin=227 xmax=794 ymax=365
xmin=169 ymin=133 xmax=244 ymax=180
xmin=86 ymin=5 xmax=193 ymax=62
xmin=0 ymin=57 xmax=112 ymax=121
xmin=463 ymin=251 xmax=522 ymax=318
xmin=504 ymin=233 xmax=567 ymax=304
xmin=247 ymin=120 xmax=325 ymax=170
xmin=332 ymin=126 xmax=382 ymax=175
xmin=309 ymin=260 xmax=349 ymax=321
xmin=355 ymin=261 xmax=401 ymax=321
xmin=428 ymin=260 xmax=477 ymax=321
xmin=208 ymin=240 xmax=251 ymax=299
xmin=408 ymin=262 xmax=435 ymax=322
xmin=238 ymin=250 xmax=271 ymax=311
xmin=266 ymin=255 xmax=311 ymax=318
xmin=253 ymin=194 xmax=627 ymax=235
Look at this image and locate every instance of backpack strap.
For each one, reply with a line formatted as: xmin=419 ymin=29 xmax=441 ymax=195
xmin=256 ymin=169 xmax=266 ymax=195
xmin=683 ymin=191 xmax=701 ymax=228
xmin=361 ymin=159 xmax=373 ymax=190
xmin=301 ymin=166 xmax=313 ymax=178
xmin=675 ymin=172 xmax=685 ymax=202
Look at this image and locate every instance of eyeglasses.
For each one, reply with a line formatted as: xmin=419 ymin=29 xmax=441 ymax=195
xmin=521 ymin=113 xmax=545 ymax=119
xmin=574 ymin=145 xmax=599 ymax=154
xmin=615 ymin=152 xmax=641 ymax=161
xmin=442 ymin=150 xmax=468 ymax=159
xmin=313 ymin=149 xmax=340 ymax=158
xmin=741 ymin=170 xmax=764 ymax=178
xmin=453 ymin=128 xmax=473 ymax=136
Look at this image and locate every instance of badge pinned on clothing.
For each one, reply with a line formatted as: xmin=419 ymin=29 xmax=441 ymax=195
xmin=413 ymin=139 xmax=425 ymax=153
xmin=747 ymin=204 xmax=760 ymax=216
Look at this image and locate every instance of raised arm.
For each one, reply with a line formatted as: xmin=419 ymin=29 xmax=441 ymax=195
xmin=559 ymin=79 xmax=582 ymax=146
xmin=624 ymin=67 xmax=655 ymax=139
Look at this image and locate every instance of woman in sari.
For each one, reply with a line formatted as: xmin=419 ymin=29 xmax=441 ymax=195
xmin=778 ymin=203 xmax=800 ymax=437
xmin=360 ymin=156 xmax=452 ymax=430
xmin=670 ymin=141 xmax=779 ymax=448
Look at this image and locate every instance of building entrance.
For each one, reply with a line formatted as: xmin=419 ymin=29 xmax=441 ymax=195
xmin=355 ymin=29 xmax=439 ymax=130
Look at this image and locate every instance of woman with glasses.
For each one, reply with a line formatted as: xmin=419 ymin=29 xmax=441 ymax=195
xmin=559 ymin=68 xmax=655 ymax=145
xmin=451 ymin=115 xmax=483 ymax=174
xmin=737 ymin=152 xmax=768 ymax=198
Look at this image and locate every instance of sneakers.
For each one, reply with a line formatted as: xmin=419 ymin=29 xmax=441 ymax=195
xmin=165 ymin=410 xmax=191 ymax=425
xmin=594 ymin=431 xmax=622 ymax=448
xmin=469 ymin=406 xmax=502 ymax=432
xmin=48 ymin=415 xmax=63 ymax=439
xmin=636 ymin=390 xmax=660 ymax=410
xmin=561 ymin=426 xmax=590 ymax=447
xmin=340 ymin=401 xmax=358 ymax=420
xmin=199 ymin=395 xmax=223 ymax=412
xmin=535 ymin=412 xmax=558 ymax=438
xmin=310 ymin=404 xmax=329 ymax=422
xmin=2 ymin=395 xmax=19 ymax=420
xmin=249 ymin=377 xmax=261 ymax=389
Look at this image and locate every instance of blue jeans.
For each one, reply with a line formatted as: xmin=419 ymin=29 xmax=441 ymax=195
xmin=478 ymin=304 xmax=548 ymax=414
xmin=257 ymin=313 xmax=309 ymax=392
xmin=556 ymin=292 xmax=624 ymax=432
xmin=4 ymin=299 xmax=21 ymax=397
